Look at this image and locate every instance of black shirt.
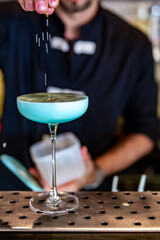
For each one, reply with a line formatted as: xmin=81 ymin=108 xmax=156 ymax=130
xmin=0 ymin=3 xmax=158 ymax=169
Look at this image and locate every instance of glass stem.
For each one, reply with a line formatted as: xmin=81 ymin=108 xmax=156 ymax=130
xmin=48 ymin=124 xmax=60 ymax=204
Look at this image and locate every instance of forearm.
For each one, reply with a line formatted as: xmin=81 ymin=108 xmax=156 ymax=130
xmin=95 ymin=134 xmax=154 ymax=177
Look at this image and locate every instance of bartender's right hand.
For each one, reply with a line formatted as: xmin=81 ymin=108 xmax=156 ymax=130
xmin=18 ymin=0 xmax=59 ymax=15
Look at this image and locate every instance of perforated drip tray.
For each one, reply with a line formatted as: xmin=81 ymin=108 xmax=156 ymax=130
xmin=0 ymin=191 xmax=160 ymax=233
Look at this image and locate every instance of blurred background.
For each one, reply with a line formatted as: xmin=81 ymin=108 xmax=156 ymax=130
xmin=101 ymin=1 xmax=160 ymax=88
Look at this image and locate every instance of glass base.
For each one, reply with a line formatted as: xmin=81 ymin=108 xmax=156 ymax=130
xmin=29 ymin=192 xmax=79 ymax=215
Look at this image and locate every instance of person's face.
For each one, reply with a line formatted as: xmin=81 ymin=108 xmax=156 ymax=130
xmin=59 ymin=0 xmax=94 ymax=13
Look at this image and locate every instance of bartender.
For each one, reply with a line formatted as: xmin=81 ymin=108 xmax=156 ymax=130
xmin=0 ymin=0 xmax=158 ymax=191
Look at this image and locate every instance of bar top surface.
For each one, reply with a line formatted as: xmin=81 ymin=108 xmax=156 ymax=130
xmin=0 ymin=191 xmax=160 ymax=233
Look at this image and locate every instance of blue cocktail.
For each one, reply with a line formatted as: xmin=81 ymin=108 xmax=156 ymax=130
xmin=17 ymin=92 xmax=89 ymax=215
xmin=17 ymin=92 xmax=88 ymax=124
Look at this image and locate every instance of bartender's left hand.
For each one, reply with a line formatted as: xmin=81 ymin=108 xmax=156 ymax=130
xmin=58 ymin=146 xmax=97 ymax=192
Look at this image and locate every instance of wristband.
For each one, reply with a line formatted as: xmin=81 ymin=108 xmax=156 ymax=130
xmin=84 ymin=167 xmax=105 ymax=190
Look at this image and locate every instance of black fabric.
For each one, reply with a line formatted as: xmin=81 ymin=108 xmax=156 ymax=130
xmin=0 ymin=3 xmax=158 ymax=190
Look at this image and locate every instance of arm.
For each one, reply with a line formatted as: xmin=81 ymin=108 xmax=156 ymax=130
xmin=58 ymin=134 xmax=154 ymax=192
xmin=95 ymin=133 xmax=154 ymax=177
xmin=96 ymin=37 xmax=158 ymax=177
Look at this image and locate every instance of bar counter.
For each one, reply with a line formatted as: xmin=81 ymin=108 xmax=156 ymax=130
xmin=0 ymin=191 xmax=160 ymax=239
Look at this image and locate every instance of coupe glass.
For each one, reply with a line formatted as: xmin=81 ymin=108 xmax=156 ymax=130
xmin=17 ymin=92 xmax=88 ymax=215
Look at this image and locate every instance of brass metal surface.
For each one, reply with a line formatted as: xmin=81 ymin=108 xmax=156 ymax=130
xmin=0 ymin=191 xmax=160 ymax=233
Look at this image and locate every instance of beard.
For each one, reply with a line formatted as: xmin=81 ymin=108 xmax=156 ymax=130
xmin=60 ymin=0 xmax=92 ymax=13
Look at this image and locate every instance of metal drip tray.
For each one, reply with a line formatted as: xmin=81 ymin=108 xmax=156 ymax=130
xmin=0 ymin=191 xmax=160 ymax=233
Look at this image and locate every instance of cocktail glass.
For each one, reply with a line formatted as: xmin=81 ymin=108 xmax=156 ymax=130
xmin=17 ymin=92 xmax=89 ymax=215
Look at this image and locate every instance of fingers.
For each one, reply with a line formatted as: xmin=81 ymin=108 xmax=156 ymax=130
xmin=19 ymin=0 xmax=59 ymax=14
xmin=58 ymin=146 xmax=97 ymax=192
xmin=29 ymin=167 xmax=40 ymax=179
xmin=24 ymin=0 xmax=35 ymax=11
xmin=18 ymin=0 xmax=28 ymax=11
xmin=40 ymin=178 xmax=51 ymax=191
xmin=34 ymin=0 xmax=48 ymax=14
xmin=46 ymin=7 xmax=55 ymax=16
xmin=81 ymin=145 xmax=97 ymax=185
xmin=81 ymin=145 xmax=88 ymax=156
xmin=28 ymin=167 xmax=50 ymax=190
xmin=34 ymin=0 xmax=58 ymax=15
xmin=48 ymin=0 xmax=59 ymax=9
xmin=81 ymin=145 xmax=92 ymax=168
xmin=58 ymin=181 xmax=79 ymax=192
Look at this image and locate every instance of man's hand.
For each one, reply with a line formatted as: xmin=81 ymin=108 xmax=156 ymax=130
xmin=18 ymin=0 xmax=59 ymax=15
xmin=29 ymin=166 xmax=50 ymax=190
xmin=58 ymin=146 xmax=97 ymax=192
